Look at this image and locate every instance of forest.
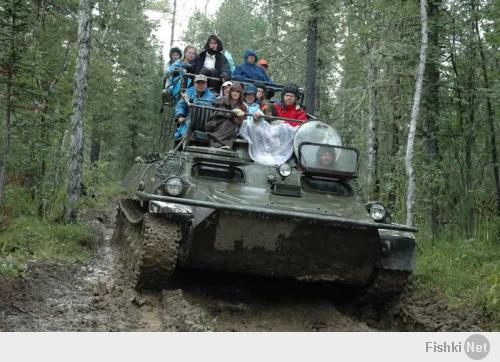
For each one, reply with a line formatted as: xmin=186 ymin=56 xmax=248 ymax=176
xmin=0 ymin=0 xmax=499 ymax=328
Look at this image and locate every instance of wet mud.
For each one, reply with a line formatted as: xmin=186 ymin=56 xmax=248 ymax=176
xmin=0 ymin=209 xmax=483 ymax=332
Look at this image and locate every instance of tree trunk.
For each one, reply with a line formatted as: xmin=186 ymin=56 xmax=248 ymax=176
xmin=366 ymin=42 xmax=379 ymax=201
xmin=304 ymin=0 xmax=319 ymax=114
xmin=90 ymin=126 xmax=100 ymax=164
xmin=405 ymin=0 xmax=428 ymax=227
xmin=64 ymin=0 xmax=93 ymax=222
xmin=422 ymin=0 xmax=442 ymax=236
xmin=0 ymin=4 xmax=18 ymax=204
xmin=169 ymin=0 xmax=177 ymax=48
xmin=0 ymin=78 xmax=12 ymax=204
xmin=315 ymin=56 xmax=322 ymax=113
xmin=462 ymin=0 xmax=478 ymax=235
xmin=474 ymin=7 xmax=500 ymax=215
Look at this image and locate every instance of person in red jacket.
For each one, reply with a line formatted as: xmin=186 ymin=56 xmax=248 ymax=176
xmin=274 ymin=83 xmax=308 ymax=127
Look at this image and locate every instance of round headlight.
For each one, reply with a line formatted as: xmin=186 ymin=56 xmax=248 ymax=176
xmin=164 ymin=177 xmax=184 ymax=196
xmin=278 ymin=163 xmax=292 ymax=177
xmin=369 ymin=203 xmax=386 ymax=222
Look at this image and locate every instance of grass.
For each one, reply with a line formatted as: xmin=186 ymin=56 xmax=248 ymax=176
xmin=0 ymin=216 xmax=93 ymax=275
xmin=0 ymin=181 xmax=123 ymax=276
xmin=411 ymin=219 xmax=500 ymax=329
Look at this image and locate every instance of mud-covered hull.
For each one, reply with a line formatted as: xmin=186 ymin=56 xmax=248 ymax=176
xmin=118 ymin=196 xmax=415 ymax=286
xmin=181 ymin=209 xmax=381 ymax=284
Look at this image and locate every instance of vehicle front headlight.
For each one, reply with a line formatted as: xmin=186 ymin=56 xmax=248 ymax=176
xmin=164 ymin=177 xmax=184 ymax=196
xmin=369 ymin=203 xmax=386 ymax=222
xmin=278 ymin=163 xmax=292 ymax=177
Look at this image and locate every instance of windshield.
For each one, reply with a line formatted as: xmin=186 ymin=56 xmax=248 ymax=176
xmin=239 ymin=119 xmax=296 ymax=166
xmin=299 ymin=144 xmax=359 ymax=175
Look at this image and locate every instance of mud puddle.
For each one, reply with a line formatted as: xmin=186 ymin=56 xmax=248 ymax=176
xmin=0 ymin=210 xmax=483 ymax=332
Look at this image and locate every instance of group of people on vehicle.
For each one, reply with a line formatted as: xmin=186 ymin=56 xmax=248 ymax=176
xmin=163 ymin=34 xmax=309 ymax=149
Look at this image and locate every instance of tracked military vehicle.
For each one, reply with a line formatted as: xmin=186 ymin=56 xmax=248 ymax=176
xmin=114 ymin=106 xmax=417 ymax=302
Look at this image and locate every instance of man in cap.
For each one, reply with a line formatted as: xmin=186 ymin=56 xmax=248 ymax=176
xmin=274 ymin=83 xmax=307 ymax=127
xmin=173 ymin=74 xmax=216 ymax=140
xmin=257 ymin=59 xmax=271 ymax=79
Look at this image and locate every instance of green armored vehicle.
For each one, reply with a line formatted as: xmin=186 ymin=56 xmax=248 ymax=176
xmin=114 ymin=117 xmax=416 ymax=302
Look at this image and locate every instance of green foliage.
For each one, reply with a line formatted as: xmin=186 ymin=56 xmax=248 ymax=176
xmin=413 ymin=219 xmax=500 ymax=327
xmin=0 ymin=216 xmax=92 ymax=275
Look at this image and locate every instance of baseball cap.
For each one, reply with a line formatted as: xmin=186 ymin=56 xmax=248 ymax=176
xmin=194 ymin=74 xmax=208 ymax=83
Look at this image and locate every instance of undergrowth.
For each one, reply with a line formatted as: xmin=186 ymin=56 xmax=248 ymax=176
xmin=412 ymin=218 xmax=500 ymax=329
xmin=0 ymin=216 xmax=93 ymax=275
xmin=0 ymin=180 xmax=122 ymax=276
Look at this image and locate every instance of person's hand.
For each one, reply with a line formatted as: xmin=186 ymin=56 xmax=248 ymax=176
xmin=233 ymin=108 xmax=245 ymax=117
xmin=182 ymin=93 xmax=189 ymax=103
xmin=253 ymin=112 xmax=261 ymax=122
xmin=177 ymin=117 xmax=186 ymax=124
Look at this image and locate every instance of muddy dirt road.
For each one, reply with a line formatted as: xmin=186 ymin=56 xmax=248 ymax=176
xmin=0 ymin=210 xmax=481 ymax=332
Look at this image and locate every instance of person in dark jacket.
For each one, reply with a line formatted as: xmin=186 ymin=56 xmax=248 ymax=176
xmin=192 ymin=34 xmax=231 ymax=92
xmin=232 ymin=49 xmax=271 ymax=83
xmin=206 ymin=83 xmax=247 ymax=149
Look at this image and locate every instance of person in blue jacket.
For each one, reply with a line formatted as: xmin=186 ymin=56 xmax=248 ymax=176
xmin=242 ymin=84 xmax=263 ymax=123
xmin=232 ymin=49 xmax=271 ymax=83
xmin=173 ymin=74 xmax=216 ymax=140
xmin=164 ymin=45 xmax=198 ymax=105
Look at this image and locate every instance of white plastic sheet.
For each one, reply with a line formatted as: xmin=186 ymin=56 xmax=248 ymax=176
xmin=239 ymin=119 xmax=297 ymax=166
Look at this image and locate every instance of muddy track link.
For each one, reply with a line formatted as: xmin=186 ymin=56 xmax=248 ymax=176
xmin=116 ymin=209 xmax=182 ymax=290
xmin=362 ymin=269 xmax=410 ymax=306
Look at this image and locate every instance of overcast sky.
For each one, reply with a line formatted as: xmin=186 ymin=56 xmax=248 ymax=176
xmin=146 ymin=0 xmax=223 ymax=61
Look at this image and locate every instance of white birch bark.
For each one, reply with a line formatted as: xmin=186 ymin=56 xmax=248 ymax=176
xmin=64 ymin=0 xmax=92 ymax=221
xmin=405 ymin=0 xmax=428 ymax=226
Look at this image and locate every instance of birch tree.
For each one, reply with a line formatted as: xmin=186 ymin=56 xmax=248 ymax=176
xmin=405 ymin=0 xmax=428 ymax=226
xmin=64 ymin=0 xmax=93 ymax=222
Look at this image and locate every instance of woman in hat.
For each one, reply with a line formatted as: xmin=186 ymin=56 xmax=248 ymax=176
xmin=218 ymin=80 xmax=233 ymax=98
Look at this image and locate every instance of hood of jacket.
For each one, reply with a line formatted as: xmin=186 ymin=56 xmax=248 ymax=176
xmin=204 ymin=34 xmax=224 ymax=53
xmin=243 ymin=49 xmax=258 ymax=63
